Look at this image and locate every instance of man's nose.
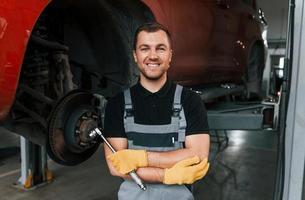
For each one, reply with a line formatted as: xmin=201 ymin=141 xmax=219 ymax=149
xmin=148 ymin=50 xmax=158 ymax=59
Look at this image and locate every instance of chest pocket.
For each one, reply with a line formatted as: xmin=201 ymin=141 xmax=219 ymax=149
xmin=127 ymin=130 xmax=178 ymax=147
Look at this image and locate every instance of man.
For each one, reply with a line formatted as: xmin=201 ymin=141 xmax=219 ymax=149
xmin=103 ymin=22 xmax=210 ymax=200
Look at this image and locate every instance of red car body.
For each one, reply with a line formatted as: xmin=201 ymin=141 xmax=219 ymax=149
xmin=0 ymin=0 xmax=49 ymax=120
xmin=144 ymin=0 xmax=263 ymax=86
xmin=0 ymin=0 xmax=265 ymax=121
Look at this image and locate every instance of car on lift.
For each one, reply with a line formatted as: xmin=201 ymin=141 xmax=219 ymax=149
xmin=0 ymin=0 xmax=267 ymax=165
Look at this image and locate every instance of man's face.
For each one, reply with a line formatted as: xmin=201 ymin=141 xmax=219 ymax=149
xmin=133 ymin=30 xmax=172 ymax=81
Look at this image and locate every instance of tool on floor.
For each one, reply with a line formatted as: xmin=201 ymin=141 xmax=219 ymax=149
xmin=89 ymin=127 xmax=147 ymax=191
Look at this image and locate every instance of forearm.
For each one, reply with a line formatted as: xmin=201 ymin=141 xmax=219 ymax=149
xmin=107 ymin=158 xmax=164 ymax=183
xmin=104 ymin=135 xmax=210 ymax=180
xmin=135 ymin=167 xmax=164 ymax=183
xmin=147 ymin=148 xmax=197 ymax=169
xmin=109 ymin=166 xmax=165 ymax=184
xmin=147 ymin=134 xmax=210 ymax=169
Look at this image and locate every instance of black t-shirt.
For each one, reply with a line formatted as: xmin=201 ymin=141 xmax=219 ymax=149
xmin=104 ymin=80 xmax=209 ymax=137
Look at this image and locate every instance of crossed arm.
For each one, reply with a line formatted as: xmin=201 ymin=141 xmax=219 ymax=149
xmin=104 ymin=133 xmax=210 ymax=183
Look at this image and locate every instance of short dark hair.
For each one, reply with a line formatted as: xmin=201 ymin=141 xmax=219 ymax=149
xmin=133 ymin=22 xmax=172 ymax=50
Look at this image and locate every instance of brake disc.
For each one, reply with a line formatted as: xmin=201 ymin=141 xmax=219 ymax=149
xmin=47 ymin=90 xmax=104 ymax=166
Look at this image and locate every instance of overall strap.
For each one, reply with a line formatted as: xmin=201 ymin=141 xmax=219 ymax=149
xmin=173 ymin=85 xmax=183 ymax=112
xmin=173 ymin=85 xmax=192 ymax=193
xmin=123 ymin=89 xmax=134 ymax=127
xmin=173 ymin=85 xmax=186 ymax=142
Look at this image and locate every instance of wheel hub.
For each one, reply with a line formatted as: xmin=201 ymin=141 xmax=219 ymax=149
xmin=47 ymin=90 xmax=105 ymax=166
xmin=76 ymin=113 xmax=99 ymax=146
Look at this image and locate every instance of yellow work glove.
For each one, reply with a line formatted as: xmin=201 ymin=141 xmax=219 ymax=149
xmin=163 ymin=156 xmax=210 ymax=185
xmin=107 ymin=149 xmax=148 ymax=174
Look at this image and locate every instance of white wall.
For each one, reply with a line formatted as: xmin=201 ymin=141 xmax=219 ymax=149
xmin=256 ymin=0 xmax=289 ymax=41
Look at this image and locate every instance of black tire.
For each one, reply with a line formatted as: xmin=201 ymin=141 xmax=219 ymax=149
xmin=245 ymin=43 xmax=265 ymax=99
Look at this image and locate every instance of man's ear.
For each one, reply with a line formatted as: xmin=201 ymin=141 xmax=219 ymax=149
xmin=133 ymin=50 xmax=137 ymax=63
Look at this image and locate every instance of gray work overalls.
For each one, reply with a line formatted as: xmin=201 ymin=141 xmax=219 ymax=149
xmin=118 ymin=85 xmax=194 ymax=200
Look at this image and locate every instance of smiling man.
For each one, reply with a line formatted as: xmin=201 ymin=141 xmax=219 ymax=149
xmin=103 ymin=22 xmax=210 ymax=200
xmin=134 ymin=27 xmax=171 ymax=84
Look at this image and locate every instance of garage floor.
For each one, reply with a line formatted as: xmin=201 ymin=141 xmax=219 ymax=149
xmin=0 ymin=130 xmax=278 ymax=200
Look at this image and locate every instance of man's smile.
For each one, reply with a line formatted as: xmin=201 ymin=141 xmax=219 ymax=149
xmin=146 ymin=63 xmax=160 ymax=68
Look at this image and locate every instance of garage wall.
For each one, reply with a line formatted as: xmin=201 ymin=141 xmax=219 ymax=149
xmin=257 ymin=0 xmax=289 ymax=96
xmin=256 ymin=0 xmax=289 ymax=43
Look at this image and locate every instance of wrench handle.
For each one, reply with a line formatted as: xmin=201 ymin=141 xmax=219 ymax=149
xmin=129 ymin=171 xmax=147 ymax=191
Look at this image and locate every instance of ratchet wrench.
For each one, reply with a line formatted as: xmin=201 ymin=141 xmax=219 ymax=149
xmin=89 ymin=127 xmax=147 ymax=191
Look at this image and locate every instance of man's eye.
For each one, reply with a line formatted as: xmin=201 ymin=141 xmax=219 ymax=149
xmin=157 ymin=48 xmax=166 ymax=51
xmin=140 ymin=48 xmax=148 ymax=51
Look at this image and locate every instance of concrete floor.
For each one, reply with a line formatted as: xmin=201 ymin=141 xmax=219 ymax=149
xmin=0 ymin=129 xmax=278 ymax=200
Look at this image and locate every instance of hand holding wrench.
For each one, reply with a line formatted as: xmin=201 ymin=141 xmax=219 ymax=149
xmin=89 ymin=128 xmax=147 ymax=191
